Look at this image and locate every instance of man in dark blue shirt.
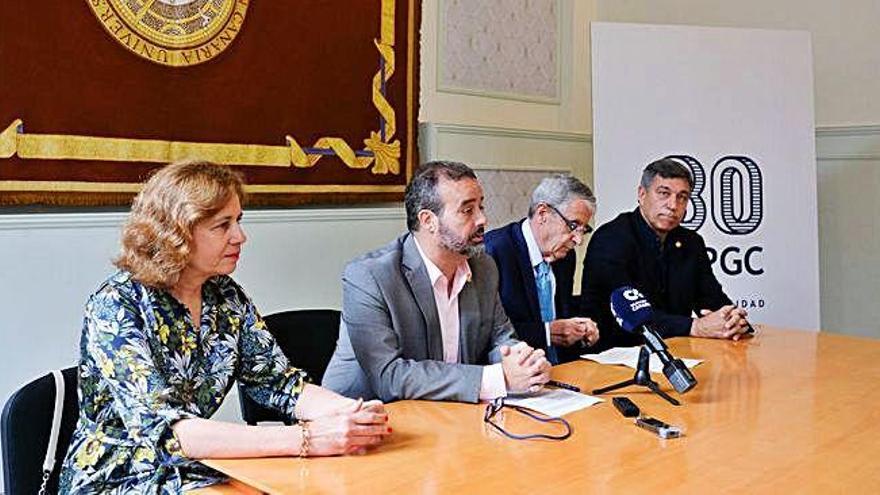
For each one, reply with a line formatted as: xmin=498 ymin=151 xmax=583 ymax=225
xmin=580 ymin=158 xmax=750 ymax=349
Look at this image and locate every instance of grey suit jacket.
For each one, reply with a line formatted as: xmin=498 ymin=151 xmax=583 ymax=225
xmin=322 ymin=233 xmax=519 ymax=403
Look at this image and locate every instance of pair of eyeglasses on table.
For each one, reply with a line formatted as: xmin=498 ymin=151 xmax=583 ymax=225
xmin=483 ymin=397 xmax=572 ymax=441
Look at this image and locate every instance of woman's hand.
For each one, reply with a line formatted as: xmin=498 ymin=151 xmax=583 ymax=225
xmin=295 ymin=384 xmax=388 ymax=421
xmin=304 ymin=399 xmax=391 ymax=456
xmin=357 ymin=399 xmax=387 ymax=415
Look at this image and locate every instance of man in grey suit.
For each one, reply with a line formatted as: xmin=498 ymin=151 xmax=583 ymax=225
xmin=323 ymin=160 xmax=551 ymax=403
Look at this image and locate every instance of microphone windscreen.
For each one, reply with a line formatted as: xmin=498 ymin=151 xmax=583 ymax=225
xmin=610 ymin=286 xmax=654 ymax=333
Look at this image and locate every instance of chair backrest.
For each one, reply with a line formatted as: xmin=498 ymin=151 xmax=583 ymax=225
xmin=2 ymin=367 xmax=79 ymax=495
xmin=238 ymin=309 xmax=341 ymax=425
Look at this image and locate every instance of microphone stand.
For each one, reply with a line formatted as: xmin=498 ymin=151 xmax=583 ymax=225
xmin=591 ymin=346 xmax=681 ymax=406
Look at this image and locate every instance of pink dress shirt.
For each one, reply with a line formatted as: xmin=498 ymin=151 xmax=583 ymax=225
xmin=414 ymin=238 xmax=507 ymax=400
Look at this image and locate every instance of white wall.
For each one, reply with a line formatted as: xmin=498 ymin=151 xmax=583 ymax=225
xmin=420 ymin=0 xmax=594 ymax=133
xmin=815 ymin=128 xmax=880 ymax=338
xmin=0 ymin=207 xmax=406 ymax=424
xmin=595 ymin=0 xmax=880 ymax=127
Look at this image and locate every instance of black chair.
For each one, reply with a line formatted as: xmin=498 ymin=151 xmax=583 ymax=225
xmin=2 ymin=367 xmax=79 ymax=495
xmin=238 ymin=309 xmax=341 ymax=425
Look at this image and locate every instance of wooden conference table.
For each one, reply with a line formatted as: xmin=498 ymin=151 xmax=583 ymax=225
xmin=192 ymin=327 xmax=880 ymax=493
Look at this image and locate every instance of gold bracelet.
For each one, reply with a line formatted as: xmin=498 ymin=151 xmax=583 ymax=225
xmin=299 ymin=421 xmax=311 ymax=458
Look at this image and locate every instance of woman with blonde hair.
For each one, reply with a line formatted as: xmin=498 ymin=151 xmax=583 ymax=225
xmin=60 ymin=161 xmax=390 ymax=493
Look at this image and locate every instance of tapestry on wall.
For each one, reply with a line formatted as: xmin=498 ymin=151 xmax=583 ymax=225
xmin=0 ymin=0 xmax=419 ymax=206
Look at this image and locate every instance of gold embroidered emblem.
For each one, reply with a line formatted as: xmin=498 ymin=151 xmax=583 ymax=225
xmin=87 ymin=0 xmax=249 ymax=67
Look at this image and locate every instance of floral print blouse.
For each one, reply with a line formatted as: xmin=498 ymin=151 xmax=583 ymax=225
xmin=59 ymin=271 xmax=308 ymax=494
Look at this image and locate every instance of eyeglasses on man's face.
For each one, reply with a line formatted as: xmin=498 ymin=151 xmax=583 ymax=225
xmin=545 ymin=203 xmax=593 ymax=235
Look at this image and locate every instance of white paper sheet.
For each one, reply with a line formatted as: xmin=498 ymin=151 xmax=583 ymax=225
xmin=580 ymin=346 xmax=703 ymax=374
xmin=504 ymin=388 xmax=603 ymax=417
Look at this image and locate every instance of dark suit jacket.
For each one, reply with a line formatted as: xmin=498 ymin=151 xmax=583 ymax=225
xmin=580 ymin=208 xmax=732 ymax=349
xmin=322 ymin=233 xmax=519 ymax=403
xmin=484 ymin=220 xmax=581 ymax=362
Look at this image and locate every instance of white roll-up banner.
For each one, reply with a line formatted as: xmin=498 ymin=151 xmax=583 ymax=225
xmin=591 ymin=22 xmax=819 ymax=330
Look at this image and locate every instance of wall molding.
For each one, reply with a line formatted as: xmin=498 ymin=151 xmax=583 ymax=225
xmin=816 ymin=124 xmax=880 ymax=138
xmin=424 ymin=122 xmax=591 ymax=143
xmin=421 ymin=122 xmax=879 ymax=162
xmin=816 ymin=124 xmax=880 ymax=161
xmin=2 ymin=124 xmax=872 ymax=231
xmin=468 ymin=163 xmax=572 ymax=172
xmin=422 ymin=122 xmax=879 ymax=147
xmin=419 ymin=122 xmax=592 ymax=176
xmin=0 ymin=206 xmax=405 ymax=231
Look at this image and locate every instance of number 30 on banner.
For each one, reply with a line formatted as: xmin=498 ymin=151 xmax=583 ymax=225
xmin=665 ymin=155 xmax=764 ymax=236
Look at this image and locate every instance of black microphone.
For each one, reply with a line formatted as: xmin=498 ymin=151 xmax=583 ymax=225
xmin=610 ymin=286 xmax=697 ymax=394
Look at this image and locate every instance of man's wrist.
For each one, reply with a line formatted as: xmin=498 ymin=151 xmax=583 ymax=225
xmin=480 ymin=363 xmax=507 ymax=400
xmin=690 ymin=317 xmax=702 ymax=336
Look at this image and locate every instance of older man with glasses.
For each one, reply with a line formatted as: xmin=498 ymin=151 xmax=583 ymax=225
xmin=485 ymin=174 xmax=600 ymax=364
